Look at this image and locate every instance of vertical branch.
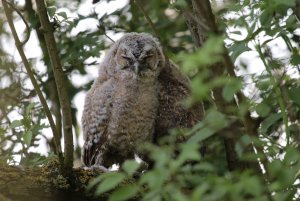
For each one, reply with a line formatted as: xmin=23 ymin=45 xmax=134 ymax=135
xmin=186 ymin=5 xmax=274 ymax=200
xmin=24 ymin=0 xmax=63 ymax=154
xmin=256 ymin=45 xmax=290 ymax=145
xmin=1 ymin=0 xmax=63 ymax=163
xmin=184 ymin=0 xmax=264 ymax=172
xmin=35 ymin=0 xmax=74 ymax=172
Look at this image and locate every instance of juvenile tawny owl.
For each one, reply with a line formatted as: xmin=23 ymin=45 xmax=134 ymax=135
xmin=82 ymin=33 xmax=165 ymax=168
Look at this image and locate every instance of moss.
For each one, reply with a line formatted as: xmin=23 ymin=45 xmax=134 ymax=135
xmin=0 ymin=159 xmax=112 ymax=201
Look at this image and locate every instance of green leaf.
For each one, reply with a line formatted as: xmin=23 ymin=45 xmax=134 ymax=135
xmin=275 ymin=0 xmax=295 ymax=6
xmin=205 ymin=110 xmax=228 ymax=129
xmin=288 ymin=86 xmax=300 ymax=106
xmin=57 ymin=12 xmax=68 ymax=19
xmin=260 ymin=113 xmax=281 ymax=133
xmin=259 ymin=10 xmax=273 ymax=27
xmin=10 ymin=120 xmax=23 ymax=128
xmin=23 ymin=130 xmax=33 ymax=146
xmin=47 ymin=6 xmax=57 ymax=18
xmin=222 ymin=79 xmax=242 ymax=102
xmin=178 ymin=36 xmax=224 ymax=73
xmin=95 ymin=172 xmax=126 ymax=195
xmin=291 ymin=53 xmax=300 ymax=65
xmin=188 ymin=127 xmax=216 ymax=143
xmin=25 ymin=102 xmax=36 ymax=115
xmin=228 ymin=42 xmax=251 ymax=61
xmin=178 ymin=142 xmax=201 ymax=162
xmin=108 ymin=185 xmax=139 ymax=201
xmin=256 ymin=102 xmax=271 ymax=117
xmin=122 ymin=160 xmax=140 ymax=176
xmin=87 ymin=176 xmax=103 ymax=191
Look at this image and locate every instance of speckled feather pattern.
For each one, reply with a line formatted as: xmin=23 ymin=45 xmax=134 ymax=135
xmin=82 ymin=33 xmax=164 ymax=167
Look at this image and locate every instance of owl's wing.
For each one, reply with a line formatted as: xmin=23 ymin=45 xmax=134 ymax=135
xmin=81 ymin=76 xmax=113 ymax=166
xmin=155 ymin=61 xmax=204 ymax=142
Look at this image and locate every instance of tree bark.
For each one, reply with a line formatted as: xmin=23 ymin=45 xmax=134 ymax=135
xmin=24 ymin=0 xmax=63 ymax=156
xmin=183 ymin=0 xmax=260 ymax=171
xmin=0 ymin=161 xmax=105 ymax=201
xmin=35 ymin=0 xmax=74 ymax=172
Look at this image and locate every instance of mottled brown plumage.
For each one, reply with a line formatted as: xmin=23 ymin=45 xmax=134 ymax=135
xmin=82 ymin=33 xmax=165 ymax=168
xmin=154 ymin=61 xmax=203 ymax=143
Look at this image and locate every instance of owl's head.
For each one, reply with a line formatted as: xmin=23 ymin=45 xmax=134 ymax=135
xmin=102 ymin=33 xmax=165 ymax=78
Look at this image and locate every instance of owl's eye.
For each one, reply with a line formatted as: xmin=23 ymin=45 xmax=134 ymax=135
xmin=121 ymin=55 xmax=132 ymax=61
xmin=143 ymin=54 xmax=153 ymax=59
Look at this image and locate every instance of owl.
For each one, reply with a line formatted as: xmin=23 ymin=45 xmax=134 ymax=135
xmin=82 ymin=33 xmax=165 ymax=168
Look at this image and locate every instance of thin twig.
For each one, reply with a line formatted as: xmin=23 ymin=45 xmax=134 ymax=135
xmin=2 ymin=0 xmax=63 ymax=163
xmin=104 ymin=32 xmax=115 ymax=43
xmin=133 ymin=0 xmax=169 ymax=64
xmin=256 ymin=43 xmax=290 ymax=146
xmin=133 ymin=0 xmax=159 ymax=38
xmin=3 ymin=0 xmax=31 ymax=45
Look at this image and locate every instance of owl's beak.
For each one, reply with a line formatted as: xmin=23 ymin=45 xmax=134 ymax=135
xmin=133 ymin=62 xmax=140 ymax=74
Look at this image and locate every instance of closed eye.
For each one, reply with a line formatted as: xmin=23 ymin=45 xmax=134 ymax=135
xmin=121 ymin=55 xmax=132 ymax=60
xmin=143 ymin=54 xmax=153 ymax=59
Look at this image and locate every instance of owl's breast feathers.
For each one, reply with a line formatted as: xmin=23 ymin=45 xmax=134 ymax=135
xmin=82 ymin=74 xmax=159 ymax=166
xmin=107 ymin=75 xmax=159 ymax=149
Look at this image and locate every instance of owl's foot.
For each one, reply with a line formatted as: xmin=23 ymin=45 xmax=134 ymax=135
xmin=83 ymin=165 xmax=109 ymax=173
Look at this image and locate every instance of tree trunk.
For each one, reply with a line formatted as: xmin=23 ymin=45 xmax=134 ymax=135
xmin=183 ymin=0 xmax=260 ymax=171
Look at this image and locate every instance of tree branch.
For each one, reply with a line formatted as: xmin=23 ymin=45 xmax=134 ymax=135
xmin=0 ymin=161 xmax=105 ymax=201
xmin=34 ymin=0 xmax=74 ymax=172
xmin=1 ymin=0 xmax=63 ymax=164
xmin=133 ymin=0 xmax=170 ymax=64
xmin=24 ymin=0 xmax=63 ymax=155
xmin=184 ymin=0 xmax=264 ymax=172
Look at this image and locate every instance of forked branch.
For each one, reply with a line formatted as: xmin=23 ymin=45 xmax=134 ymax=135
xmin=35 ymin=0 xmax=74 ymax=172
xmin=2 ymin=0 xmax=63 ymax=164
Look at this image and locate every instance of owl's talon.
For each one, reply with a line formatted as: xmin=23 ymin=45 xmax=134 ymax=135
xmin=83 ymin=165 xmax=109 ymax=172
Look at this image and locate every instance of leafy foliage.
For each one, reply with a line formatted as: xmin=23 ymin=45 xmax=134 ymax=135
xmin=1 ymin=0 xmax=300 ymax=200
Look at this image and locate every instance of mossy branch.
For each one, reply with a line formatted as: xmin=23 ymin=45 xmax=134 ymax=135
xmin=1 ymin=0 xmax=63 ymax=165
xmin=34 ymin=0 xmax=74 ymax=172
xmin=0 ymin=161 xmax=104 ymax=201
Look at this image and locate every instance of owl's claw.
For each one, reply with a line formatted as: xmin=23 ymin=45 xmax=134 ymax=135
xmin=83 ymin=165 xmax=109 ymax=172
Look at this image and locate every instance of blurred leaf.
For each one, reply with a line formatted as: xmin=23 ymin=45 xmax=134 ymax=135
xmin=291 ymin=53 xmax=300 ymax=65
xmin=25 ymin=102 xmax=36 ymax=115
xmin=10 ymin=120 xmax=22 ymax=128
xmin=177 ymin=142 xmax=201 ymax=163
xmin=23 ymin=130 xmax=33 ymax=146
xmin=122 ymin=160 xmax=140 ymax=176
xmin=95 ymin=172 xmax=126 ymax=195
xmin=256 ymin=102 xmax=271 ymax=117
xmin=260 ymin=113 xmax=282 ymax=133
xmin=188 ymin=127 xmax=216 ymax=143
xmin=47 ymin=6 xmax=57 ymax=18
xmin=222 ymin=78 xmax=242 ymax=102
xmin=228 ymin=42 xmax=251 ymax=61
xmin=57 ymin=12 xmax=68 ymax=20
xmin=108 ymin=185 xmax=139 ymax=201
xmin=178 ymin=35 xmax=224 ymax=73
xmin=288 ymin=86 xmax=300 ymax=106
